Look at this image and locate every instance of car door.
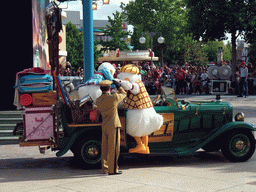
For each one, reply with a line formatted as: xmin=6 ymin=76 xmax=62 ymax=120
xmin=150 ymin=105 xmax=192 ymax=150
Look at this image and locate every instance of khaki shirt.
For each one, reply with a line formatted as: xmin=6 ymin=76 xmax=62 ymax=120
xmin=96 ymin=87 xmax=126 ymax=131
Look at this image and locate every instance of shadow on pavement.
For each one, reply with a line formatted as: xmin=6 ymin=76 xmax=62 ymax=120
xmin=1 ymin=150 xmax=256 ymax=183
xmin=120 ymin=150 xmax=256 ymax=176
xmin=0 ymin=156 xmax=102 ymax=183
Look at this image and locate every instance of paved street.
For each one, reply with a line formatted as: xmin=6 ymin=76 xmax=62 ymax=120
xmin=0 ymin=95 xmax=256 ymax=192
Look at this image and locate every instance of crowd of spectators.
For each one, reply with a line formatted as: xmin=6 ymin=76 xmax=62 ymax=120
xmin=61 ymin=61 xmax=256 ymax=96
xmin=59 ymin=62 xmax=85 ymax=77
xmin=136 ymin=62 xmax=215 ymax=95
xmin=115 ymin=61 xmax=256 ymax=96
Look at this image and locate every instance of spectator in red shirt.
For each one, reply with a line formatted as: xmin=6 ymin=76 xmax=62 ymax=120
xmin=152 ymin=66 xmax=161 ymax=80
xmin=176 ymin=67 xmax=187 ymax=94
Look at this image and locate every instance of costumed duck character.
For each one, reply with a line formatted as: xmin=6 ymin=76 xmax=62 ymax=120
xmin=116 ymin=64 xmax=163 ymax=154
xmin=78 ymin=62 xmax=115 ymax=102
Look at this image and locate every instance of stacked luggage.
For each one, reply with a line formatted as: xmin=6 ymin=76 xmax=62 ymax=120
xmin=13 ymin=67 xmax=56 ymax=143
xmin=13 ymin=67 xmax=101 ymax=145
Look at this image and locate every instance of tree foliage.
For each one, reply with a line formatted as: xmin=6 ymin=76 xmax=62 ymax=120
xmin=184 ymin=40 xmax=208 ymax=66
xmin=186 ymin=0 xmax=256 ymax=77
xmin=204 ymin=41 xmax=231 ymax=62
xmin=186 ymin=0 xmax=256 ymax=41
xmin=248 ymin=43 xmax=256 ymax=66
xmin=99 ymin=11 xmax=131 ymax=51
xmin=245 ymin=11 xmax=256 ymax=67
xmin=121 ymin=0 xmax=191 ymax=65
xmin=94 ymin=40 xmax=102 ymax=67
xmin=66 ymin=22 xmax=84 ymax=69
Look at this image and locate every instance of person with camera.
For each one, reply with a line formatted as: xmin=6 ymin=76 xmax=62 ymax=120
xmin=237 ymin=61 xmax=248 ymax=98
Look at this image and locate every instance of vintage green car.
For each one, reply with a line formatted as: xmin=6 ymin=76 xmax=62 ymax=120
xmin=56 ymin=87 xmax=256 ymax=166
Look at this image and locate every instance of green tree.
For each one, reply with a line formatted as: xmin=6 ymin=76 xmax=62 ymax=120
xmin=94 ymin=40 xmax=102 ymax=67
xmin=248 ymin=43 xmax=256 ymax=67
xmin=121 ymin=0 xmax=189 ymax=65
xmin=66 ymin=22 xmax=84 ymax=69
xmin=186 ymin=0 xmax=256 ymax=78
xmin=100 ymin=11 xmax=130 ymax=51
xmin=222 ymin=43 xmax=232 ymax=62
xmin=246 ymin=23 xmax=256 ymax=67
xmin=184 ymin=40 xmax=208 ymax=66
xmin=226 ymin=41 xmax=232 ymax=60
xmin=204 ymin=41 xmax=231 ymax=62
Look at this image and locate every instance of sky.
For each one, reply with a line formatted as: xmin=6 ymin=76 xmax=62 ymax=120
xmin=59 ymin=0 xmax=133 ymax=20
xmin=59 ymin=0 xmax=134 ymax=32
xmin=59 ymin=0 xmax=235 ymax=44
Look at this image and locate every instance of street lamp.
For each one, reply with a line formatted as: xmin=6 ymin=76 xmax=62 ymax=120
xmin=58 ymin=0 xmax=110 ymax=81
xmin=92 ymin=2 xmax=97 ymax=10
xmin=139 ymin=33 xmax=164 ymax=67
xmin=92 ymin=0 xmax=110 ymax=10
xmin=157 ymin=36 xmax=164 ymax=66
xmin=103 ymin=0 xmax=110 ymax=4
xmin=139 ymin=36 xmax=146 ymax=44
xmin=157 ymin=36 xmax=165 ymax=44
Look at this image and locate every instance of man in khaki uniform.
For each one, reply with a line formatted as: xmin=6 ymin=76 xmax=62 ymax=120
xmin=96 ymin=80 xmax=126 ymax=175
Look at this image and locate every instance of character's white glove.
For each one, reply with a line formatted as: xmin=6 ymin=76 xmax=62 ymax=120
xmin=114 ymin=79 xmax=140 ymax=94
xmin=120 ymin=80 xmax=133 ymax=90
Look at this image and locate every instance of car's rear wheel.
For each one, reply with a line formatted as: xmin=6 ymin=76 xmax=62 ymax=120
xmin=221 ymin=131 xmax=255 ymax=162
xmin=75 ymin=137 xmax=102 ymax=168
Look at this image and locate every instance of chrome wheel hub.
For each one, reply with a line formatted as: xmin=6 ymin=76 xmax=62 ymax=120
xmin=88 ymin=147 xmax=99 ymax=156
xmin=235 ymin=141 xmax=245 ymax=150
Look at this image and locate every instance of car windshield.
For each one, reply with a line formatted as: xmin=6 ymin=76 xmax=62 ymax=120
xmin=161 ymin=86 xmax=179 ymax=108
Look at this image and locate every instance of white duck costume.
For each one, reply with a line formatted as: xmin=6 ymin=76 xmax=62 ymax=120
xmin=78 ymin=62 xmax=115 ymax=102
xmin=117 ymin=64 xmax=163 ymax=154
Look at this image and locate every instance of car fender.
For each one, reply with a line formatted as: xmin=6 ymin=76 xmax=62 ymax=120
xmin=200 ymin=121 xmax=256 ymax=148
xmin=183 ymin=121 xmax=256 ymax=155
xmin=56 ymin=126 xmax=101 ymax=157
xmin=216 ymin=121 xmax=256 ymax=134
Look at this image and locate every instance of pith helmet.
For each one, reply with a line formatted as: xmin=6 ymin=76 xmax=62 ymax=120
xmin=120 ymin=64 xmax=139 ymax=75
xmin=99 ymin=80 xmax=112 ymax=87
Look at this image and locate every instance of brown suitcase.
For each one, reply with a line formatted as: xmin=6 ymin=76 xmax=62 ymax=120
xmin=32 ymin=91 xmax=57 ymax=106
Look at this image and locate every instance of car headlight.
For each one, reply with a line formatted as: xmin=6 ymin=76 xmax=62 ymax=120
xmin=235 ymin=112 xmax=245 ymax=121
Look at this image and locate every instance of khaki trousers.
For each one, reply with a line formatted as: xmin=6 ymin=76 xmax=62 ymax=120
xmin=101 ymin=128 xmax=120 ymax=174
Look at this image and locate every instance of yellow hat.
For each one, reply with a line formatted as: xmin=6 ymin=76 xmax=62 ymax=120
xmin=120 ymin=64 xmax=139 ymax=75
xmin=99 ymin=80 xmax=112 ymax=87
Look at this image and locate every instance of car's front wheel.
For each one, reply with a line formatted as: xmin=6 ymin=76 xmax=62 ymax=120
xmin=221 ymin=130 xmax=255 ymax=162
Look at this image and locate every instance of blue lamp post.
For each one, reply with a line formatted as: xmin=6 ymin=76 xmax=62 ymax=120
xmin=58 ymin=0 xmax=109 ymax=82
xmin=82 ymin=0 xmax=94 ymax=82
